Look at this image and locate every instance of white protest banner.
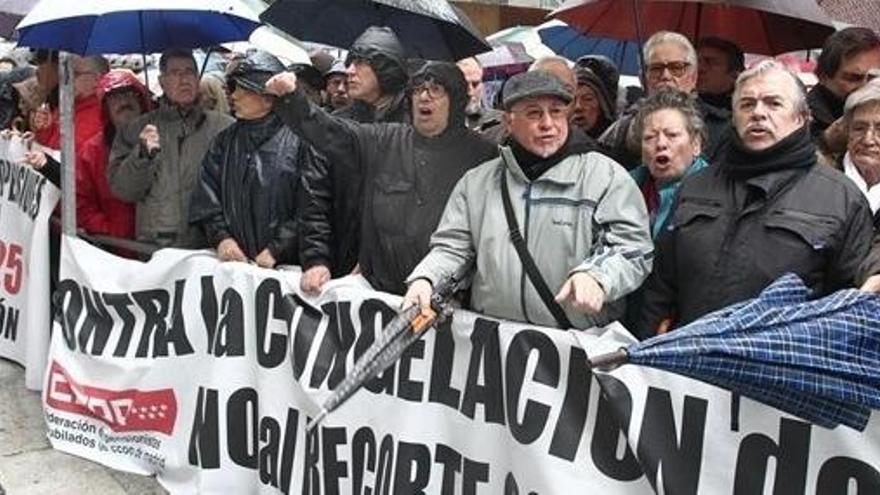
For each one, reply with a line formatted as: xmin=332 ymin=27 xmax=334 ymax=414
xmin=45 ymin=235 xmax=880 ymax=493
xmin=0 ymin=136 xmax=60 ymax=390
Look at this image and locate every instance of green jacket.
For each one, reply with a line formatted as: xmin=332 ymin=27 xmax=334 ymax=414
xmin=408 ymin=145 xmax=653 ymax=329
xmin=108 ymin=101 xmax=233 ymax=248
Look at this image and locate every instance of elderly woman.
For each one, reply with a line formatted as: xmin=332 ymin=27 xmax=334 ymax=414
xmin=839 ymin=78 xmax=880 ymax=218
xmin=630 ymin=89 xmax=708 ymax=238
xmin=571 ymin=65 xmax=616 ymax=138
xmin=842 ymin=79 xmax=880 ymax=292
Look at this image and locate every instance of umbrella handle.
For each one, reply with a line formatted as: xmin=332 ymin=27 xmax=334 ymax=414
xmin=587 ymin=348 xmax=629 ymax=370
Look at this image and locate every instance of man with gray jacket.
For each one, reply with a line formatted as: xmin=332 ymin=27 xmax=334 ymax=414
xmin=403 ymin=71 xmax=653 ymax=329
xmin=108 ymin=49 xmax=233 ymax=248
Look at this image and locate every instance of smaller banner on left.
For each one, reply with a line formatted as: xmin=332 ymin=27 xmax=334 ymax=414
xmin=0 ymin=136 xmax=61 ymax=389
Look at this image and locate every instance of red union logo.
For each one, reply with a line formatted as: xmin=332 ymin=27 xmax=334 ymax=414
xmin=45 ymin=361 xmax=177 ymax=435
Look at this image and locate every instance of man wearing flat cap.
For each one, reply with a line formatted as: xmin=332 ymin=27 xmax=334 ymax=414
xmin=402 ymin=71 xmax=653 ymax=330
xmin=189 ymin=50 xmax=323 ymax=268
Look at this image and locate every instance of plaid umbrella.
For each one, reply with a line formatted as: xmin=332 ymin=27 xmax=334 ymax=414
xmin=590 ymin=274 xmax=880 ymax=431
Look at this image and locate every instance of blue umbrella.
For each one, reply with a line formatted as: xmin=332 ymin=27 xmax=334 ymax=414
xmin=590 ymin=274 xmax=880 ymax=431
xmin=15 ymin=0 xmax=261 ymax=55
xmin=538 ymin=21 xmax=640 ymax=76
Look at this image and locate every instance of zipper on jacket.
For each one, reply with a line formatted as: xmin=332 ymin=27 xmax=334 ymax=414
xmin=520 ymin=181 xmax=533 ymax=324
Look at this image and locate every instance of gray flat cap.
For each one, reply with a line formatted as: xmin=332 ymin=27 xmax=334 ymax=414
xmin=502 ymin=71 xmax=573 ymax=110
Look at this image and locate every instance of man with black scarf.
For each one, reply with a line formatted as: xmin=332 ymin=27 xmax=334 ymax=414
xmin=637 ymin=61 xmax=873 ymax=338
xmin=403 ymin=71 xmax=653 ymax=330
xmin=189 ymin=51 xmax=319 ymax=268
xmin=267 ymin=61 xmax=497 ymax=295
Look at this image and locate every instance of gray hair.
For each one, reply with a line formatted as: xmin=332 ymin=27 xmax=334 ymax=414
xmin=843 ymin=75 xmax=880 ymax=126
xmin=76 ymin=55 xmax=109 ymax=74
xmin=529 ymin=55 xmax=572 ymax=73
xmin=733 ymin=60 xmax=809 ymax=118
xmin=643 ymin=31 xmax=697 ymax=66
xmin=634 ymin=88 xmax=707 ymax=145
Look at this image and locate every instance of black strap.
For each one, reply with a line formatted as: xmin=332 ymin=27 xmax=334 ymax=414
xmin=500 ymin=171 xmax=573 ymax=329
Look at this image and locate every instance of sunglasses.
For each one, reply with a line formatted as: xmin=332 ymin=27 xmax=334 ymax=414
xmin=647 ymin=61 xmax=692 ymax=79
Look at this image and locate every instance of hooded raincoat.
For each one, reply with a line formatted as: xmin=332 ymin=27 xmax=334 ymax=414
xmin=278 ymin=61 xmax=498 ymax=294
xmin=76 ymin=70 xmax=152 ymax=239
xmin=300 ymin=26 xmax=412 ymax=276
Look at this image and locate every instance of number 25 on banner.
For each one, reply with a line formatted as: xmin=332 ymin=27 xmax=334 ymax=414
xmin=0 ymin=240 xmax=23 ymax=295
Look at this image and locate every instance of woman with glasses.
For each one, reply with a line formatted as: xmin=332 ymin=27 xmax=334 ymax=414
xmin=845 ymin=79 xmax=880 ymax=292
xmin=268 ymin=61 xmax=497 ymax=295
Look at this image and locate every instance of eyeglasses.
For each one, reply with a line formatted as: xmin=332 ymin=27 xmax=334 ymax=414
xmin=512 ymin=105 xmax=569 ymax=122
xmin=646 ymin=61 xmax=692 ymax=79
xmin=412 ymin=82 xmax=446 ymax=99
xmin=850 ymin=121 xmax=880 ymax=140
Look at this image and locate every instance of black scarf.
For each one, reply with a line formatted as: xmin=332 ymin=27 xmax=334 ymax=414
xmin=237 ymin=112 xmax=283 ymax=153
xmin=510 ymin=129 xmax=596 ymax=181
xmin=722 ymin=124 xmax=816 ymax=180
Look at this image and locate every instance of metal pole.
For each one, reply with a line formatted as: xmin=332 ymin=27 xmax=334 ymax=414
xmin=59 ymin=51 xmax=76 ymax=237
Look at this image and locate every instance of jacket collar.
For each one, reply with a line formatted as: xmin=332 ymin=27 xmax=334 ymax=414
xmin=499 ymin=145 xmax=584 ymax=186
xmin=155 ymin=98 xmax=207 ymax=126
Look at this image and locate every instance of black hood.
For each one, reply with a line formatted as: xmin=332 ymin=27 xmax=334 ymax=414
xmin=409 ymin=61 xmax=469 ymax=131
xmin=346 ymin=26 xmax=407 ymax=96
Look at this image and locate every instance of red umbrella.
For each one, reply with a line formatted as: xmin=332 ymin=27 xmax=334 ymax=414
xmin=550 ymin=0 xmax=837 ymax=56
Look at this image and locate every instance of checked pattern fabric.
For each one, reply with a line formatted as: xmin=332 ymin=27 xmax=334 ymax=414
xmin=628 ymin=274 xmax=880 ymax=431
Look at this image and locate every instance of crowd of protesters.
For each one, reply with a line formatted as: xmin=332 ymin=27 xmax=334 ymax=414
xmin=3 ymin=22 xmax=880 ymax=339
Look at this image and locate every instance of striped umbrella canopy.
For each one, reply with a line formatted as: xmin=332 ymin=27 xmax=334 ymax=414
xmin=590 ymin=274 xmax=880 ymax=431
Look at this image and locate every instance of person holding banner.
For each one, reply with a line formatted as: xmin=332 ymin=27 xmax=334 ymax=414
xmin=267 ymin=60 xmax=497 ymax=295
xmin=189 ymin=51 xmax=319 ymax=268
xmin=402 ymin=71 xmax=653 ymax=330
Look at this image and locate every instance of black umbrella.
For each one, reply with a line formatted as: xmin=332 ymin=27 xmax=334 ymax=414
xmin=306 ymin=268 xmax=468 ymax=430
xmin=260 ymin=0 xmax=491 ymax=61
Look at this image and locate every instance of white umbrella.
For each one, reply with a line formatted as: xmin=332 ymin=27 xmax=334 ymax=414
xmin=14 ymin=0 xmax=262 ymax=236
xmin=223 ymin=26 xmax=311 ymax=65
xmin=16 ymin=0 xmax=261 ymax=54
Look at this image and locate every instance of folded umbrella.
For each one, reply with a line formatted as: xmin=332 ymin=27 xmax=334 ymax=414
xmin=589 ymin=274 xmax=880 ymax=431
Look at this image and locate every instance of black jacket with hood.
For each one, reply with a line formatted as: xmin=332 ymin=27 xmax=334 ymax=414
xmin=278 ymin=61 xmax=498 ymax=294
xmin=299 ymin=26 xmax=411 ymax=276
